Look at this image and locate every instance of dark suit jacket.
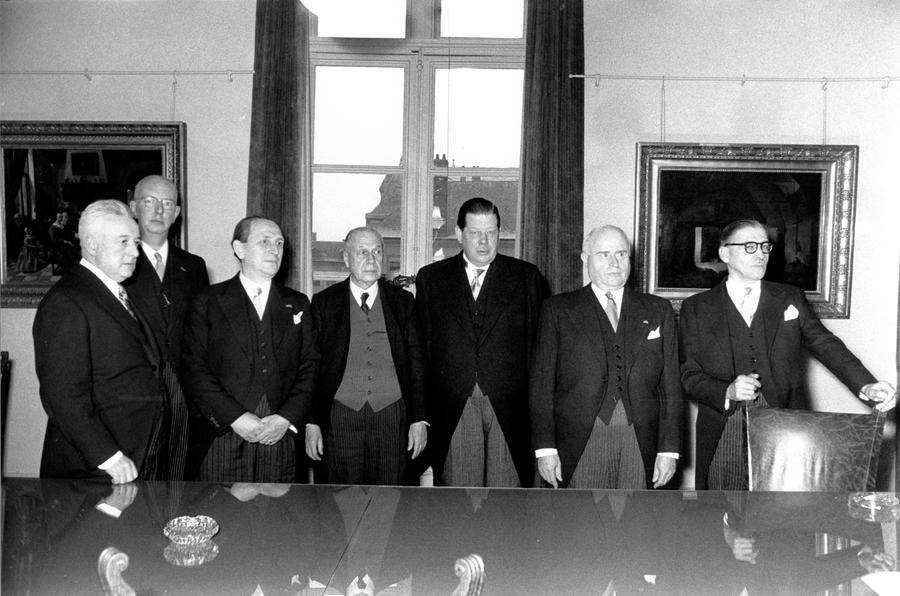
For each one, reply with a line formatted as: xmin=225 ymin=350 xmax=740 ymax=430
xmin=310 ymin=278 xmax=427 ymax=432
xmin=181 ymin=275 xmax=318 ymax=434
xmin=122 ymin=244 xmax=208 ymax=369
xmin=415 ymin=252 xmax=550 ymax=485
xmin=32 ymin=264 xmax=167 ymax=479
xmin=529 ymin=285 xmax=683 ymax=487
xmin=680 ymin=280 xmax=876 ymax=489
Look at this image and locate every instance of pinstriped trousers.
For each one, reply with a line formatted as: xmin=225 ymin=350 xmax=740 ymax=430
xmin=568 ymin=400 xmax=645 ymax=489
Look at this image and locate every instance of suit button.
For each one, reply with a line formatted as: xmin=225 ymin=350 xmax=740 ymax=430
xmin=261 ymin=368 xmax=268 ymax=374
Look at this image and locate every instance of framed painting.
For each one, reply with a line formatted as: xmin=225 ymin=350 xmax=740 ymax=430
xmin=1 ymin=121 xmax=186 ymax=307
xmin=634 ymin=143 xmax=858 ymax=318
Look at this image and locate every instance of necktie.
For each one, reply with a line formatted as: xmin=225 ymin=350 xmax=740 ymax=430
xmin=117 ymin=285 xmax=137 ymax=320
xmin=252 ymin=287 xmax=265 ymax=319
xmin=153 ymin=251 xmax=165 ymax=281
xmin=739 ymin=287 xmax=754 ymax=326
xmin=604 ymin=291 xmax=619 ymax=331
xmin=471 ymin=268 xmax=485 ymax=299
xmin=360 ymin=292 xmax=370 ymax=315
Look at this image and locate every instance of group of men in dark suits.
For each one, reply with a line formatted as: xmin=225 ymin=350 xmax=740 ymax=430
xmin=33 ymin=186 xmax=896 ymax=489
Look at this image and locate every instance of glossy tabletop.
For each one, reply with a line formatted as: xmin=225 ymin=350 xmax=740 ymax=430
xmin=2 ymin=478 xmax=898 ymax=595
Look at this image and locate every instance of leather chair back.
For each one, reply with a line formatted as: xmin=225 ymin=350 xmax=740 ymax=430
xmin=745 ymin=407 xmax=885 ymax=491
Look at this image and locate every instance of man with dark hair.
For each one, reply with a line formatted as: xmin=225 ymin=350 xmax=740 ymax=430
xmin=530 ymin=225 xmax=682 ymax=489
xmin=124 ymin=175 xmax=209 ymax=480
xmin=680 ymin=219 xmax=896 ymax=490
xmin=33 ymin=199 xmax=168 ymax=483
xmin=416 ymin=197 xmax=550 ymax=487
xmin=306 ymin=227 xmax=427 ymax=484
xmin=182 ymin=216 xmax=318 ymax=482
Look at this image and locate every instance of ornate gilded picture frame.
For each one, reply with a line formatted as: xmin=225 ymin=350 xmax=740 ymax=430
xmin=635 ymin=143 xmax=858 ymax=318
xmin=1 ymin=121 xmax=186 ymax=307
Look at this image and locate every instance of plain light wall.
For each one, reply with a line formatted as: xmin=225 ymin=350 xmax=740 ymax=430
xmin=1 ymin=1 xmax=897 ymax=481
xmin=584 ymin=1 xmax=900 ymax=486
xmin=0 ymin=0 xmax=256 ymax=475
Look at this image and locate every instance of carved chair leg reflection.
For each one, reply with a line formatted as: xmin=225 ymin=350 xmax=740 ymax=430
xmin=97 ymin=547 xmax=135 ymax=596
xmin=451 ymin=553 xmax=484 ymax=596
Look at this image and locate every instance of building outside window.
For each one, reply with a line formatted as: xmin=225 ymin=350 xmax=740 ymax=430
xmin=305 ymin=0 xmax=525 ymax=293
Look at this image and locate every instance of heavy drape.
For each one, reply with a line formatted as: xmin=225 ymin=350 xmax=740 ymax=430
xmin=247 ymin=0 xmax=312 ymax=289
xmin=521 ymin=0 xmax=584 ymax=294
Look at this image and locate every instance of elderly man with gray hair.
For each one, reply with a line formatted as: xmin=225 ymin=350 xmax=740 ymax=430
xmin=33 ymin=199 xmax=169 ymax=483
xmin=306 ymin=226 xmax=427 ymax=485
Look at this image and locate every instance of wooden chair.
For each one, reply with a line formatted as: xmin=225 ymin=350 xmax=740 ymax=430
xmin=745 ymin=407 xmax=885 ymax=491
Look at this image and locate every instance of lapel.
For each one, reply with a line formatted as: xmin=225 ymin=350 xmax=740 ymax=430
xmin=707 ymin=282 xmax=734 ymax=358
xmin=377 ymin=280 xmax=404 ymax=367
xmin=76 ymin=265 xmax=160 ymax=364
xmin=218 ymin=275 xmax=254 ymax=362
xmin=443 ymin=254 xmax=478 ymax=344
xmin=475 ymin=255 xmax=514 ymax=344
xmin=757 ymin=281 xmax=786 ymax=352
xmin=567 ymin=285 xmax=608 ymax=365
xmin=268 ymin=284 xmax=293 ymax=351
xmin=621 ymin=288 xmax=643 ymax=376
xmin=334 ymin=279 xmax=353 ymax=357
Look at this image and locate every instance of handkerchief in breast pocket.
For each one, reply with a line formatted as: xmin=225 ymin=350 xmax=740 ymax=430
xmin=784 ymin=304 xmax=799 ymax=321
xmin=293 ymin=311 xmax=304 ymax=325
xmin=647 ymin=326 xmax=661 ymax=340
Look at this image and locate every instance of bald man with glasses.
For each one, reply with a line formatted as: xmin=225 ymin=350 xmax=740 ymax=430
xmin=680 ymin=219 xmax=896 ymax=490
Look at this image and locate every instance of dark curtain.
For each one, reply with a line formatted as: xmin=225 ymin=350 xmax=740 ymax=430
xmin=247 ymin=0 xmax=311 ymax=289
xmin=520 ymin=0 xmax=584 ymax=294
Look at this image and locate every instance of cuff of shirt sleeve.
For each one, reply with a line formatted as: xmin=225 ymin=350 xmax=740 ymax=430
xmin=95 ymin=502 xmax=123 ymax=518
xmin=657 ymin=452 xmax=679 ymax=460
xmin=535 ymin=448 xmax=558 ymax=458
xmin=97 ymin=451 xmax=124 ymax=470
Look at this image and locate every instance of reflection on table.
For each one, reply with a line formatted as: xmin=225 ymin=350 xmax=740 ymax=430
xmin=2 ymin=478 xmax=897 ymax=595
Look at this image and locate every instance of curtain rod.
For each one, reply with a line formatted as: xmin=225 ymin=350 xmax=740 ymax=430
xmin=570 ymin=73 xmax=898 ymax=88
xmin=0 ymin=68 xmax=254 ymax=82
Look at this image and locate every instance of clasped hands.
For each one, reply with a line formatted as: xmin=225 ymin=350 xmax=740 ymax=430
xmin=231 ymin=412 xmax=291 ymax=445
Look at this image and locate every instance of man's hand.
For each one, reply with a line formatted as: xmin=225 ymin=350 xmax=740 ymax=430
xmin=537 ymin=453 xmax=562 ymax=488
xmin=100 ymin=483 xmax=138 ymax=511
xmin=104 ymin=456 xmax=138 ymax=484
xmin=727 ymin=373 xmax=761 ymax=403
xmin=861 ymin=381 xmax=897 ymax=412
xmin=305 ymin=424 xmax=324 ymax=461
xmin=407 ymin=421 xmax=427 ymax=459
xmin=257 ymin=414 xmax=291 ymax=445
xmin=231 ymin=412 xmax=264 ymax=442
xmin=652 ymin=454 xmax=676 ymax=488
xmin=723 ymin=524 xmax=758 ymax=565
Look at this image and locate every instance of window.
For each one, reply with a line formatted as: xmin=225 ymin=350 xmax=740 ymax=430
xmin=305 ymin=0 xmax=525 ymax=293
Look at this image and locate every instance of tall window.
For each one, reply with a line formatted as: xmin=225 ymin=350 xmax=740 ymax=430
xmin=305 ymin=0 xmax=525 ymax=293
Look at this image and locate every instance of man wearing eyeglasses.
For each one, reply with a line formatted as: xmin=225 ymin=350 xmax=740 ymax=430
xmin=124 ymin=175 xmax=209 ymax=480
xmin=680 ymin=219 xmax=897 ymax=490
xmin=306 ymin=227 xmax=427 ymax=484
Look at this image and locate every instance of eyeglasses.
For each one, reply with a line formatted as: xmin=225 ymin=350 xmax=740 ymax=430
xmin=723 ymin=241 xmax=775 ymax=254
xmin=137 ymin=197 xmax=177 ymax=212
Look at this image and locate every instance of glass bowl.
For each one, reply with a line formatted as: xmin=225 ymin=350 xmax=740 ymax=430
xmin=847 ymin=492 xmax=900 ymax=523
xmin=163 ymin=515 xmax=219 ymax=545
xmin=163 ymin=540 xmax=219 ymax=567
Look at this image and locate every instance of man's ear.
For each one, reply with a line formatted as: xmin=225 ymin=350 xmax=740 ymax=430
xmin=232 ymin=240 xmax=245 ymax=260
xmin=718 ymin=245 xmax=730 ymax=264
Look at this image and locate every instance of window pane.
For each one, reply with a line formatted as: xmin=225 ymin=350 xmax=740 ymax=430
xmin=312 ymin=172 xmax=403 ymax=292
xmin=430 ymin=173 xmax=519 ymax=262
xmin=314 ymin=66 xmax=404 ymax=166
xmin=305 ymin=0 xmax=406 ymax=38
xmin=440 ymin=0 xmax=524 ymax=38
xmin=434 ymin=68 xmax=523 ymax=168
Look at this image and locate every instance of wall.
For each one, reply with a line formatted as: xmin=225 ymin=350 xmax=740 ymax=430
xmin=584 ymin=1 xmax=900 ymax=486
xmin=1 ymin=1 xmax=898 ymax=483
xmin=0 ymin=0 xmax=256 ymax=475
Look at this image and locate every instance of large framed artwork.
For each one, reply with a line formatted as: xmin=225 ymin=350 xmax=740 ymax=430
xmin=1 ymin=121 xmax=186 ymax=307
xmin=634 ymin=143 xmax=859 ymax=318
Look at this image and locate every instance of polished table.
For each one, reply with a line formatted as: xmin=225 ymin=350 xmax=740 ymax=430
xmin=2 ymin=478 xmax=898 ymax=595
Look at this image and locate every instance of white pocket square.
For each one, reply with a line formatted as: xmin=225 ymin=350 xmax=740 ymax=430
xmin=784 ymin=305 xmax=799 ymax=321
xmin=293 ymin=311 xmax=304 ymax=325
xmin=647 ymin=326 xmax=661 ymax=340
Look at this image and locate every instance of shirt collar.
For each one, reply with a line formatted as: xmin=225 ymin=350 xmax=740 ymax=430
xmin=725 ymin=278 xmax=761 ymax=304
xmin=238 ymin=273 xmax=272 ymax=301
xmin=349 ymin=278 xmax=379 ymax=307
xmin=79 ymin=257 xmax=124 ymax=298
xmin=462 ymin=254 xmax=491 ymax=279
xmin=141 ymin=240 xmax=169 ymax=263
xmin=590 ymin=283 xmax=624 ymax=306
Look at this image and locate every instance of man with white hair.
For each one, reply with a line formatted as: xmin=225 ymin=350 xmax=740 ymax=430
xmin=33 ymin=199 xmax=169 ymax=483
